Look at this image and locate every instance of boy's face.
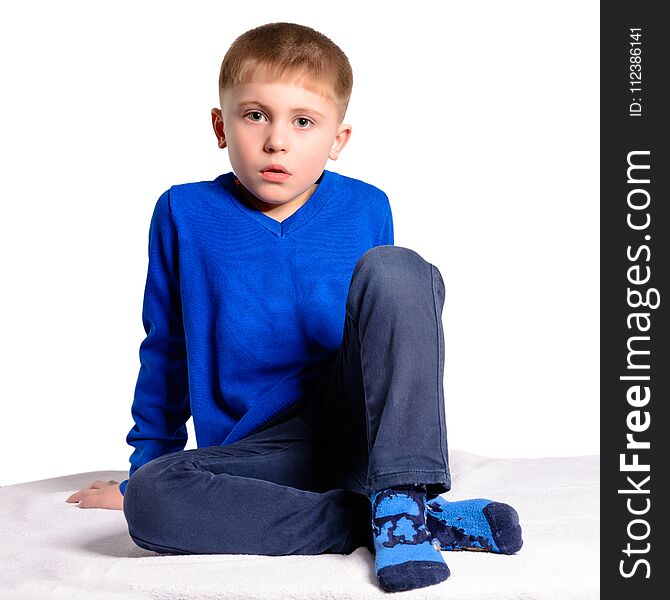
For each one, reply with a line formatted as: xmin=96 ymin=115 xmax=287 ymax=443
xmin=212 ymin=78 xmax=351 ymax=213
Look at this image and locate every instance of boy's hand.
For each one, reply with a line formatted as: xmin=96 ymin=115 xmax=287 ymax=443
xmin=65 ymin=479 xmax=124 ymax=510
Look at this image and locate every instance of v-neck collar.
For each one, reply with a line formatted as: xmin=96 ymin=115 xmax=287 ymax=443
xmin=219 ymin=170 xmax=335 ymax=239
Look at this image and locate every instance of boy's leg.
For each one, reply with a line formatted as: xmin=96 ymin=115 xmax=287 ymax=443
xmin=123 ymin=405 xmax=370 ymax=556
xmin=314 ymin=245 xmax=452 ymax=592
xmin=313 ymin=245 xmax=521 ymax=592
xmin=317 ymin=244 xmax=451 ymax=497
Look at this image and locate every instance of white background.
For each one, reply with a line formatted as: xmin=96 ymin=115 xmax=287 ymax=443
xmin=0 ymin=1 xmax=599 ymax=486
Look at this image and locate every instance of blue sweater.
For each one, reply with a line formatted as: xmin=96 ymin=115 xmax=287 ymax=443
xmin=119 ymin=169 xmax=393 ymax=495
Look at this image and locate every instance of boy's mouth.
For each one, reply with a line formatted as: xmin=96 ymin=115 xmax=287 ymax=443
xmin=260 ymin=164 xmax=291 ymax=175
xmin=260 ymin=170 xmax=291 ymax=183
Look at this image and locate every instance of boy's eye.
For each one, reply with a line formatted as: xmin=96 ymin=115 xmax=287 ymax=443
xmin=295 ymin=117 xmax=313 ymax=128
xmin=245 ymin=111 xmax=265 ymax=122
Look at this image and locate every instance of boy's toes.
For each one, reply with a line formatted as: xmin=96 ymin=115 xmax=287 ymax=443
xmin=483 ymin=502 xmax=523 ymax=554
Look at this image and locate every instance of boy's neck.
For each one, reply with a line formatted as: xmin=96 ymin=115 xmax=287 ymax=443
xmin=235 ymin=180 xmax=318 ymax=223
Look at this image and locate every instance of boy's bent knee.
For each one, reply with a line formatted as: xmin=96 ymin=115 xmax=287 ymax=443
xmin=347 ymin=246 xmax=436 ymax=314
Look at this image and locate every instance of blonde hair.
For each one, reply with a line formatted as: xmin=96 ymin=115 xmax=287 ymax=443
xmin=218 ymin=22 xmax=353 ymax=122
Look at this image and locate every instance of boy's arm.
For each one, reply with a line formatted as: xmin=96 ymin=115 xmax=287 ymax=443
xmin=119 ymin=190 xmax=190 ymax=496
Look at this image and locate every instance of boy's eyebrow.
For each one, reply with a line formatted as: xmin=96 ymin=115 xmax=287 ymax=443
xmin=237 ymin=100 xmax=325 ymax=118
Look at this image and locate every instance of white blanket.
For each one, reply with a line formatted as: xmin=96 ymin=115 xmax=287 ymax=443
xmin=0 ymin=450 xmax=599 ymax=600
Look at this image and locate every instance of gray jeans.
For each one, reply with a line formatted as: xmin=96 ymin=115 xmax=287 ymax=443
xmin=123 ymin=245 xmax=450 ymax=556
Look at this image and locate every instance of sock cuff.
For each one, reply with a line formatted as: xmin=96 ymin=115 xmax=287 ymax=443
xmin=372 ymin=484 xmax=426 ymax=496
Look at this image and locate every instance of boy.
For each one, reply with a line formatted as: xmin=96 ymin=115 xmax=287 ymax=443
xmin=66 ymin=22 xmax=522 ymax=593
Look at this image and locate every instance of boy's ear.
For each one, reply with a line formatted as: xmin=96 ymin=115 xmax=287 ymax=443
xmin=328 ymin=123 xmax=352 ymax=161
xmin=211 ymin=108 xmax=227 ymax=149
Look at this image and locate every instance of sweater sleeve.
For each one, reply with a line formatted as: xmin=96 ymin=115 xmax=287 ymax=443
xmin=380 ymin=197 xmax=394 ymax=246
xmin=119 ymin=190 xmax=191 ymax=497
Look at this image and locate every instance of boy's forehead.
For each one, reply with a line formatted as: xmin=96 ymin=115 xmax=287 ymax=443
xmin=222 ymin=75 xmax=337 ymax=112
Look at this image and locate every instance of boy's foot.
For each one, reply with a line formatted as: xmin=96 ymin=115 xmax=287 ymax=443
xmin=425 ymin=496 xmax=523 ymax=554
xmin=370 ymin=485 xmax=450 ymax=593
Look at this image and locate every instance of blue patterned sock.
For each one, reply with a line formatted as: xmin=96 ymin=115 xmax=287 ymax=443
xmin=370 ymin=484 xmax=450 ymax=593
xmin=425 ymin=496 xmax=523 ymax=554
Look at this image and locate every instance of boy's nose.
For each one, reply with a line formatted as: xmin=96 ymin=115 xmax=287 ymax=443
xmin=264 ymin=124 xmax=288 ymax=153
